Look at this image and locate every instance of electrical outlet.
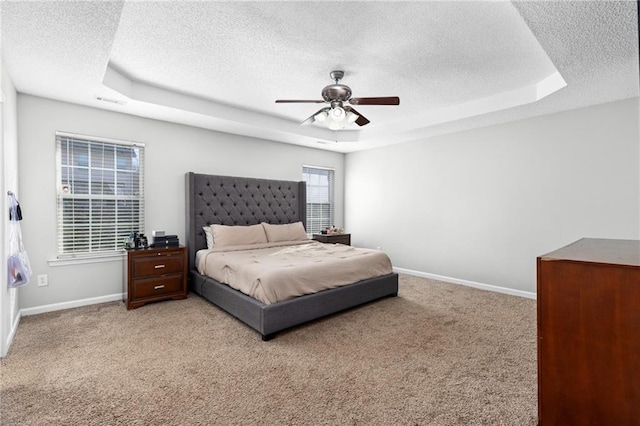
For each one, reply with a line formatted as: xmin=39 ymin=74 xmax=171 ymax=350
xmin=37 ymin=274 xmax=48 ymax=287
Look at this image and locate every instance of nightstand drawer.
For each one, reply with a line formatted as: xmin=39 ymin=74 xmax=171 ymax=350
xmin=132 ymin=274 xmax=183 ymax=299
xmin=132 ymin=254 xmax=184 ymax=278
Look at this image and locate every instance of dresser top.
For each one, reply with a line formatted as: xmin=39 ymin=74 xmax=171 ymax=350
xmin=539 ymin=238 xmax=640 ymax=267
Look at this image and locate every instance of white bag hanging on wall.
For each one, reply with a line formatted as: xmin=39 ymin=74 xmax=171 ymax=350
xmin=7 ymin=192 xmax=31 ymax=288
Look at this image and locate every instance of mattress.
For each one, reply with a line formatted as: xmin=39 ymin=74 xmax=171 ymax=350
xmin=197 ymin=240 xmax=393 ymax=304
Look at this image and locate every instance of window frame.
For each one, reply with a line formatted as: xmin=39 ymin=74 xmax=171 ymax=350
xmin=302 ymin=165 xmax=335 ymax=236
xmin=54 ymin=131 xmax=145 ymax=259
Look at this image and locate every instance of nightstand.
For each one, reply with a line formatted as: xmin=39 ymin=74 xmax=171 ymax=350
xmin=124 ymin=245 xmax=187 ymax=309
xmin=312 ymin=233 xmax=351 ymax=246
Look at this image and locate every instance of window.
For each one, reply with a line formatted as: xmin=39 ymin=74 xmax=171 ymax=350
xmin=302 ymin=165 xmax=334 ymax=236
xmin=55 ymin=132 xmax=145 ymax=257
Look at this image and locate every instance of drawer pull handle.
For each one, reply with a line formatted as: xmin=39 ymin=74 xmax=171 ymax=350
xmin=154 ymin=264 xmax=166 ymax=269
xmin=154 ymin=285 xmax=165 ymax=290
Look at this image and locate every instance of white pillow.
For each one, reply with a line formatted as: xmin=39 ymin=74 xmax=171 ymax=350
xmin=203 ymin=226 xmax=214 ymax=249
xmin=211 ymin=224 xmax=268 ymax=247
xmin=262 ymin=222 xmax=309 ymax=243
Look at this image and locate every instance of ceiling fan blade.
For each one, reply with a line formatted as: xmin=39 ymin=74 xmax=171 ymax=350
xmin=349 ymin=96 xmax=400 ymax=106
xmin=345 ymin=106 xmax=370 ymax=126
xmin=276 ymin=99 xmax=325 ymax=104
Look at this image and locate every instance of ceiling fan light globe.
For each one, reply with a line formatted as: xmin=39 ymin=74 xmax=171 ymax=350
xmin=331 ymin=106 xmax=345 ymax=121
xmin=314 ymin=110 xmax=328 ymax=122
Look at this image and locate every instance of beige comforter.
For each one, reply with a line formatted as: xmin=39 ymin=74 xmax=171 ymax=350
xmin=197 ymin=240 xmax=393 ymax=304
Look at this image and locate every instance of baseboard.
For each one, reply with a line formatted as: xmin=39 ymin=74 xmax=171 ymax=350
xmin=20 ymin=293 xmax=125 ymax=317
xmin=393 ymin=267 xmax=537 ymax=300
xmin=16 ymin=272 xmax=535 ymax=318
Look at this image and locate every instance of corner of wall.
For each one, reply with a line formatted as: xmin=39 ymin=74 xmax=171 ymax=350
xmin=1 ymin=62 xmax=21 ymax=358
xmin=1 ymin=308 xmax=21 ymax=358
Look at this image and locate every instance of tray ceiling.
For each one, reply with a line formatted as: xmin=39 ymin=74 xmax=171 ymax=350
xmin=2 ymin=1 xmax=638 ymax=153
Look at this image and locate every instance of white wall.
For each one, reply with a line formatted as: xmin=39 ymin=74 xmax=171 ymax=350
xmin=14 ymin=94 xmax=640 ymax=311
xmin=345 ymin=98 xmax=640 ymax=294
xmin=1 ymin=62 xmax=20 ymax=357
xmin=17 ymin=94 xmax=344 ymax=310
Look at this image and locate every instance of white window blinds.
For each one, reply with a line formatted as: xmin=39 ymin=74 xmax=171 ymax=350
xmin=302 ymin=165 xmax=334 ymax=236
xmin=55 ymin=132 xmax=145 ymax=257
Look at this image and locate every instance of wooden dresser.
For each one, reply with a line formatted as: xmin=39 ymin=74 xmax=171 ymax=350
xmin=124 ymin=246 xmax=187 ymax=309
xmin=537 ymin=238 xmax=640 ymax=425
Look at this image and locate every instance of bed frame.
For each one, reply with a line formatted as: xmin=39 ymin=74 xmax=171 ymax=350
xmin=185 ymin=172 xmax=398 ymax=340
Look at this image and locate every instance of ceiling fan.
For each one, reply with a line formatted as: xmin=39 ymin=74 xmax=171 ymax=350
xmin=275 ymin=70 xmax=400 ymax=130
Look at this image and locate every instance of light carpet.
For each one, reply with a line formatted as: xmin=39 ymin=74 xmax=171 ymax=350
xmin=0 ymin=275 xmax=537 ymax=425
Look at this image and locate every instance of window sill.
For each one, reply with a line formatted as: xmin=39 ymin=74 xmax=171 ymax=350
xmin=48 ymin=251 xmax=126 ymax=267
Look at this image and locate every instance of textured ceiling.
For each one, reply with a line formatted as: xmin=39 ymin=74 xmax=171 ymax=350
xmin=1 ymin=1 xmax=638 ymax=153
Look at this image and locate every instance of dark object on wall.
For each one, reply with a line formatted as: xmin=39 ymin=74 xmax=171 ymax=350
xmin=9 ymin=203 xmax=22 ymax=221
xmin=7 ymin=191 xmax=22 ymax=221
xmin=537 ymin=238 xmax=640 ymax=425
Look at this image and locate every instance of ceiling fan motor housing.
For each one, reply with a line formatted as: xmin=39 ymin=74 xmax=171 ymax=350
xmin=322 ymin=84 xmax=352 ymax=102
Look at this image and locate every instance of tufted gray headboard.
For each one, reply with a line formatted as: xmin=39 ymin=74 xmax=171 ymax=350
xmin=185 ymin=172 xmax=307 ymax=272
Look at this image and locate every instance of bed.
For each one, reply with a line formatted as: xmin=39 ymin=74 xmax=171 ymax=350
xmin=185 ymin=172 xmax=399 ymax=340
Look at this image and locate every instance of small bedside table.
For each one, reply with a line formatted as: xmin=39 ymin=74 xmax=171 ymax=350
xmin=124 ymin=245 xmax=188 ymax=309
xmin=312 ymin=233 xmax=351 ymax=246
